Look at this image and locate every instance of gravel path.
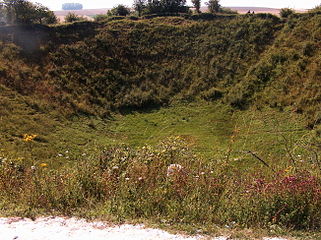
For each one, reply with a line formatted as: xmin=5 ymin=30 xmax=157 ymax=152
xmin=0 ymin=217 xmax=287 ymax=240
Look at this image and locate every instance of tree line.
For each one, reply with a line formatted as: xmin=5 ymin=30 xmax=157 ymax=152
xmin=110 ymin=0 xmax=223 ymax=17
xmin=0 ymin=0 xmax=227 ymax=25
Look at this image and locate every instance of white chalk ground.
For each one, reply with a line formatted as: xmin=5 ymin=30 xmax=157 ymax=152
xmin=0 ymin=217 xmax=287 ymax=240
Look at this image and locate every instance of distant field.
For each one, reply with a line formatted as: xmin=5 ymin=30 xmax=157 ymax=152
xmin=54 ymin=8 xmax=110 ymax=16
xmin=54 ymin=6 xmax=308 ymax=21
xmin=54 ymin=8 xmax=109 ymax=22
xmin=209 ymin=6 xmax=307 ymax=15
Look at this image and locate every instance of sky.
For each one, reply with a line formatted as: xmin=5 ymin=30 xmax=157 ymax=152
xmin=30 ymin=0 xmax=321 ymax=11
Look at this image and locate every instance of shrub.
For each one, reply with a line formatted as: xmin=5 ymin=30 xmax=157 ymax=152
xmin=107 ymin=5 xmax=131 ymax=17
xmin=206 ymin=0 xmax=221 ymax=14
xmin=94 ymin=14 xmax=108 ymax=22
xmin=280 ymin=8 xmax=295 ymax=18
xmin=64 ymin=12 xmax=86 ymax=23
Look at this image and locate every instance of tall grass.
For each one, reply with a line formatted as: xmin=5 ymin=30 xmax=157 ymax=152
xmin=0 ymin=135 xmax=320 ymax=230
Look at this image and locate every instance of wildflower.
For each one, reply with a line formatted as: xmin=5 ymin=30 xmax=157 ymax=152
xmin=138 ymin=177 xmax=143 ymax=181
xmin=39 ymin=163 xmax=48 ymax=168
xmin=166 ymin=164 xmax=183 ymax=177
xmin=284 ymin=166 xmax=293 ymax=175
xmin=125 ymin=177 xmax=130 ymax=181
xmin=57 ymin=153 xmax=63 ymax=157
xmin=31 ymin=165 xmax=36 ymax=170
xmin=23 ymin=134 xmax=37 ymax=142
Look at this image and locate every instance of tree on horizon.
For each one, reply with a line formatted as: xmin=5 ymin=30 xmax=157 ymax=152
xmin=206 ymin=0 xmax=221 ymax=13
xmin=145 ymin=0 xmax=189 ymax=14
xmin=133 ymin=0 xmax=146 ymax=16
xmin=191 ymin=0 xmax=201 ymax=13
xmin=108 ymin=4 xmax=131 ymax=16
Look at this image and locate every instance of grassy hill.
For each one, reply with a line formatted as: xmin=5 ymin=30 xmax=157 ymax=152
xmin=1 ymin=13 xmax=319 ymax=123
xmin=0 ymin=11 xmax=320 ymax=236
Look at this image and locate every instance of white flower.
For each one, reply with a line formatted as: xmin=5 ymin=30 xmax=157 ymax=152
xmin=31 ymin=166 xmax=36 ymax=170
xmin=166 ymin=164 xmax=183 ymax=177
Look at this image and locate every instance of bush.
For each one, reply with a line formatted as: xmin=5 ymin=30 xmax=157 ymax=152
xmin=107 ymin=5 xmax=131 ymax=17
xmin=206 ymin=0 xmax=221 ymax=13
xmin=280 ymin=8 xmax=295 ymax=18
xmin=64 ymin=12 xmax=86 ymax=23
xmin=94 ymin=14 xmax=108 ymax=22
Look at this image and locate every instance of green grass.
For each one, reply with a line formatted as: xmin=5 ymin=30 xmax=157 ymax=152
xmin=0 ymin=85 xmax=114 ymax=167
xmin=1 ymin=84 xmax=315 ymax=171
xmin=110 ymin=103 xmax=234 ymax=159
xmin=109 ymin=103 xmax=313 ymax=171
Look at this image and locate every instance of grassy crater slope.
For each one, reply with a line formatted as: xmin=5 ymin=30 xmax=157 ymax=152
xmin=0 ymin=13 xmax=321 ymax=236
xmin=48 ymin=15 xmax=281 ymax=115
xmin=1 ymin=13 xmax=320 ymax=123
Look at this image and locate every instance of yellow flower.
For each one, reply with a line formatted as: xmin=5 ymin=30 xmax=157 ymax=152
xmin=23 ymin=134 xmax=37 ymax=142
xmin=39 ymin=163 xmax=48 ymax=168
xmin=284 ymin=166 xmax=293 ymax=176
xmin=285 ymin=166 xmax=293 ymax=171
